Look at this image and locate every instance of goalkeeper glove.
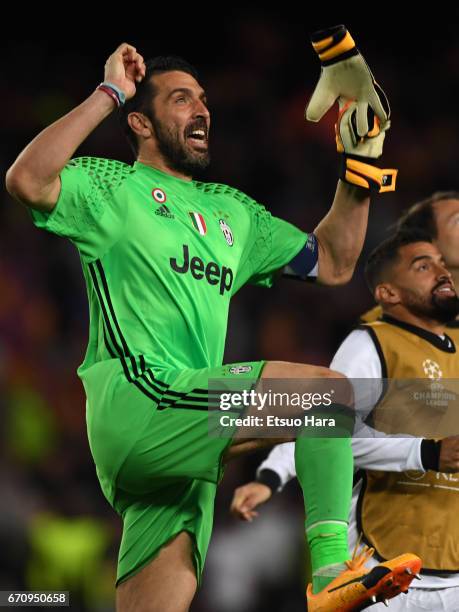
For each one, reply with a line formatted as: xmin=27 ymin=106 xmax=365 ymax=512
xmin=336 ymin=100 xmax=397 ymax=192
xmin=306 ymin=24 xmax=390 ymax=137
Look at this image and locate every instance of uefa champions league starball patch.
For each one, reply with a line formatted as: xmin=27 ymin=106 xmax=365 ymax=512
xmin=152 ymin=188 xmax=167 ymax=203
xmin=422 ymin=359 xmax=443 ymax=380
xmin=219 ymin=219 xmax=234 ymax=246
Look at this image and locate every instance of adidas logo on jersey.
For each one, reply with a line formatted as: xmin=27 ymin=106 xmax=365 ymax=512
xmin=155 ymin=204 xmax=174 ymax=219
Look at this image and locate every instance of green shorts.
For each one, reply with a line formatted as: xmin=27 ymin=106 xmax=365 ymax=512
xmin=82 ymin=358 xmax=266 ymax=586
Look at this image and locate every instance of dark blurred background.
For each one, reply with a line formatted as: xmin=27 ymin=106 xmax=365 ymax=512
xmin=2 ymin=11 xmax=459 ymax=611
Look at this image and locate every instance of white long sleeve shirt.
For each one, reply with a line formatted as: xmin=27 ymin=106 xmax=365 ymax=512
xmin=257 ymin=328 xmax=459 ymax=588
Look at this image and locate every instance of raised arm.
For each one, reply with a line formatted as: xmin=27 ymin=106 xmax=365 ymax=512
xmin=5 ymin=43 xmax=145 ymax=211
xmin=301 ymin=25 xmax=396 ymax=286
xmin=313 ymin=181 xmax=369 ymax=285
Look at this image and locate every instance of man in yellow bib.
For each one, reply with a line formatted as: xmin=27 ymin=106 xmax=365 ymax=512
xmin=232 ymin=228 xmax=459 ymax=611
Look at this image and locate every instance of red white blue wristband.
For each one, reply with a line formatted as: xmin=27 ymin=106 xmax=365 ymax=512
xmin=96 ymin=81 xmax=126 ymax=107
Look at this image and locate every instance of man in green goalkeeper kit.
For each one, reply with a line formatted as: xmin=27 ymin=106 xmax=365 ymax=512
xmin=6 ymin=27 xmax=420 ymax=612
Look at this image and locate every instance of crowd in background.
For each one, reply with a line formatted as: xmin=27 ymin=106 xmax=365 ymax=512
xmin=2 ymin=15 xmax=459 ymax=611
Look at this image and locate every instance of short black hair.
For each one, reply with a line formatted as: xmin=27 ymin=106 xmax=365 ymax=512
xmin=364 ymin=229 xmax=433 ymax=293
xmin=395 ymin=191 xmax=459 ymax=239
xmin=118 ymin=55 xmax=200 ymax=156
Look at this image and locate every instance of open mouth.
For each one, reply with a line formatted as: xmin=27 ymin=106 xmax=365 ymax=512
xmin=185 ymin=125 xmax=209 ymax=149
xmin=433 ymin=283 xmax=456 ymax=297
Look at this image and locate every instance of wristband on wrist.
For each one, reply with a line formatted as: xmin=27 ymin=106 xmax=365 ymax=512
xmin=338 ymin=153 xmax=397 ymax=193
xmin=420 ymin=438 xmax=441 ymax=471
xmin=256 ymin=469 xmax=281 ymax=494
xmin=96 ymin=81 xmax=126 ymax=107
xmin=311 ymin=24 xmax=358 ymax=66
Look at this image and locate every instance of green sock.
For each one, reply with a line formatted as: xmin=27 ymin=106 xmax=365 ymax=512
xmin=308 ymin=524 xmax=349 ymax=593
xmin=294 ymin=407 xmax=354 ymax=594
xmin=312 ymin=562 xmax=348 ymax=593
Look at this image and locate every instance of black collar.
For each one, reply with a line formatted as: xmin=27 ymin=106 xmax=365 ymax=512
xmin=381 ymin=315 xmax=456 ymax=353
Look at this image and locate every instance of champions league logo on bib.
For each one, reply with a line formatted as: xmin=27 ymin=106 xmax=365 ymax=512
xmin=422 ymin=359 xmax=443 ymax=381
xmin=423 ymin=359 xmax=444 ymax=394
xmin=219 ymin=219 xmax=234 ymax=246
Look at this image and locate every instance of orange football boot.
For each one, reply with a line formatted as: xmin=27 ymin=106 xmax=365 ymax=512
xmin=306 ymin=540 xmax=422 ymax=611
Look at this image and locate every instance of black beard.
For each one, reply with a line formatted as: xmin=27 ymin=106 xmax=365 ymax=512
xmin=152 ymin=116 xmax=210 ymax=177
xmin=403 ymin=290 xmax=459 ymax=324
xmin=431 ymin=293 xmax=459 ymax=323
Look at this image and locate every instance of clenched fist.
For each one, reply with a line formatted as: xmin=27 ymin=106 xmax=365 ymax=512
xmin=104 ymin=43 xmax=146 ymax=101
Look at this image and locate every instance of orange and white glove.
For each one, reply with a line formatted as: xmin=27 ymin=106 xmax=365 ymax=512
xmin=336 ymin=100 xmax=397 ymax=193
xmin=306 ymin=25 xmax=390 ymax=135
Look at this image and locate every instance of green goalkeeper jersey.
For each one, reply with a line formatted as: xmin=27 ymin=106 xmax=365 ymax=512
xmin=30 ymin=157 xmax=308 ymax=383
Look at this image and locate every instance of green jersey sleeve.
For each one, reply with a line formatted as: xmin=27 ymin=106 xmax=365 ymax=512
xmin=234 ymin=197 xmax=308 ymax=291
xmin=29 ymin=157 xmax=131 ymax=261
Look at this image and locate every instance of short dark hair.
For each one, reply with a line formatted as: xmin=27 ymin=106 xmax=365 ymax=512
xmin=364 ymin=229 xmax=433 ymax=293
xmin=118 ymin=56 xmax=200 ymax=156
xmin=395 ymin=191 xmax=459 ymax=239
